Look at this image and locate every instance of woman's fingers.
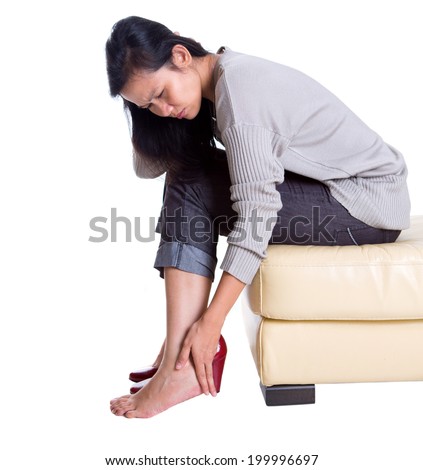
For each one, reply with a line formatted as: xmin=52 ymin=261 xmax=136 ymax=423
xmin=192 ymin=357 xmax=210 ymax=395
xmin=205 ymin=361 xmax=217 ymax=397
xmin=175 ymin=321 xmax=219 ymax=396
xmin=192 ymin=350 xmax=216 ymax=396
xmin=175 ymin=341 xmax=191 ymax=370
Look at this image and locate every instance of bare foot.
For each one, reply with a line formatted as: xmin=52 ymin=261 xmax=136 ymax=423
xmin=110 ymin=361 xmax=203 ymax=418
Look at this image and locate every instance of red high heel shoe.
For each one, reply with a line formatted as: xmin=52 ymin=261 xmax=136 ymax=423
xmin=212 ymin=335 xmax=227 ymax=394
xmin=130 ymin=377 xmax=151 ymax=394
xmin=129 ymin=336 xmax=227 ymax=394
xmin=129 ymin=366 xmax=158 ymax=383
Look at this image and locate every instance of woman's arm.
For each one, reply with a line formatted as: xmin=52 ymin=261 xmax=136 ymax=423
xmin=175 ymin=271 xmax=246 ymax=396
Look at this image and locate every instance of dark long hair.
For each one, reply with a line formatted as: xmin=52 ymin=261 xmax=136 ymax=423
xmin=105 ymin=16 xmax=216 ymax=177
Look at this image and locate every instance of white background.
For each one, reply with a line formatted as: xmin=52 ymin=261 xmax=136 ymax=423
xmin=1 ymin=1 xmax=422 ymax=469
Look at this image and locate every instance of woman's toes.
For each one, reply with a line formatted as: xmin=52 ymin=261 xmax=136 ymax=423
xmin=113 ymin=406 xmax=129 ymax=416
xmin=110 ymin=397 xmax=135 ymax=416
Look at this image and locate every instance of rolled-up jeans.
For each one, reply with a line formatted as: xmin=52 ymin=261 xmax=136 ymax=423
xmin=154 ymin=150 xmax=401 ymax=282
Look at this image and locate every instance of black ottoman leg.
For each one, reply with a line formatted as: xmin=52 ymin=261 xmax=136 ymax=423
xmin=260 ymin=383 xmax=316 ymax=406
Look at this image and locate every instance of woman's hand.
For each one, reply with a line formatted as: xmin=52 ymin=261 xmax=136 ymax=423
xmin=175 ymin=314 xmax=222 ymax=397
xmin=176 ymin=272 xmax=246 ymax=396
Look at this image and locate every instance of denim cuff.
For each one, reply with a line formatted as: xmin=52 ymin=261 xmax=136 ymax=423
xmin=154 ymin=241 xmax=217 ymax=281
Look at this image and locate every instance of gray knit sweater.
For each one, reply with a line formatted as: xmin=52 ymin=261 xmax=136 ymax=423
xmin=134 ymin=49 xmax=411 ymax=285
xmin=213 ymin=49 xmax=410 ymax=284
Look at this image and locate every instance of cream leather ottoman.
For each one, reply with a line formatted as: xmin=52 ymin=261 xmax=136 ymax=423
xmin=243 ymin=216 xmax=423 ymax=405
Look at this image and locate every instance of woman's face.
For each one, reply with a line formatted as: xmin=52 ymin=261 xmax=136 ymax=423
xmin=120 ymin=63 xmax=203 ymax=120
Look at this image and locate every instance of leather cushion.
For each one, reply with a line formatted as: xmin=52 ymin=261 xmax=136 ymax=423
xmin=243 ymin=314 xmax=423 ymax=385
xmin=246 ymin=216 xmax=423 ymax=320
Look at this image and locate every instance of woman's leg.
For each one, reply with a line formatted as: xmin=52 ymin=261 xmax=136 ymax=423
xmin=112 ymin=153 xmax=234 ymax=417
xmin=110 ymin=268 xmax=212 ymax=418
xmin=127 ymin=154 xmax=233 ymax=384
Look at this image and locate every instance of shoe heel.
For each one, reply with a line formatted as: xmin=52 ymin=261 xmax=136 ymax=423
xmin=212 ymin=336 xmax=227 ymax=393
xmin=130 ymin=377 xmax=151 ymax=394
xmin=129 ymin=366 xmax=158 ymax=383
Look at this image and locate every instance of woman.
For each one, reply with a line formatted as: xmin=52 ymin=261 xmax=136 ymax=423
xmin=106 ymin=16 xmax=410 ymax=418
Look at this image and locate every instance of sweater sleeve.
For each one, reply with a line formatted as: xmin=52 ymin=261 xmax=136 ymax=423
xmin=220 ymin=124 xmax=284 ymax=284
xmin=133 ymin=151 xmax=167 ymax=179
